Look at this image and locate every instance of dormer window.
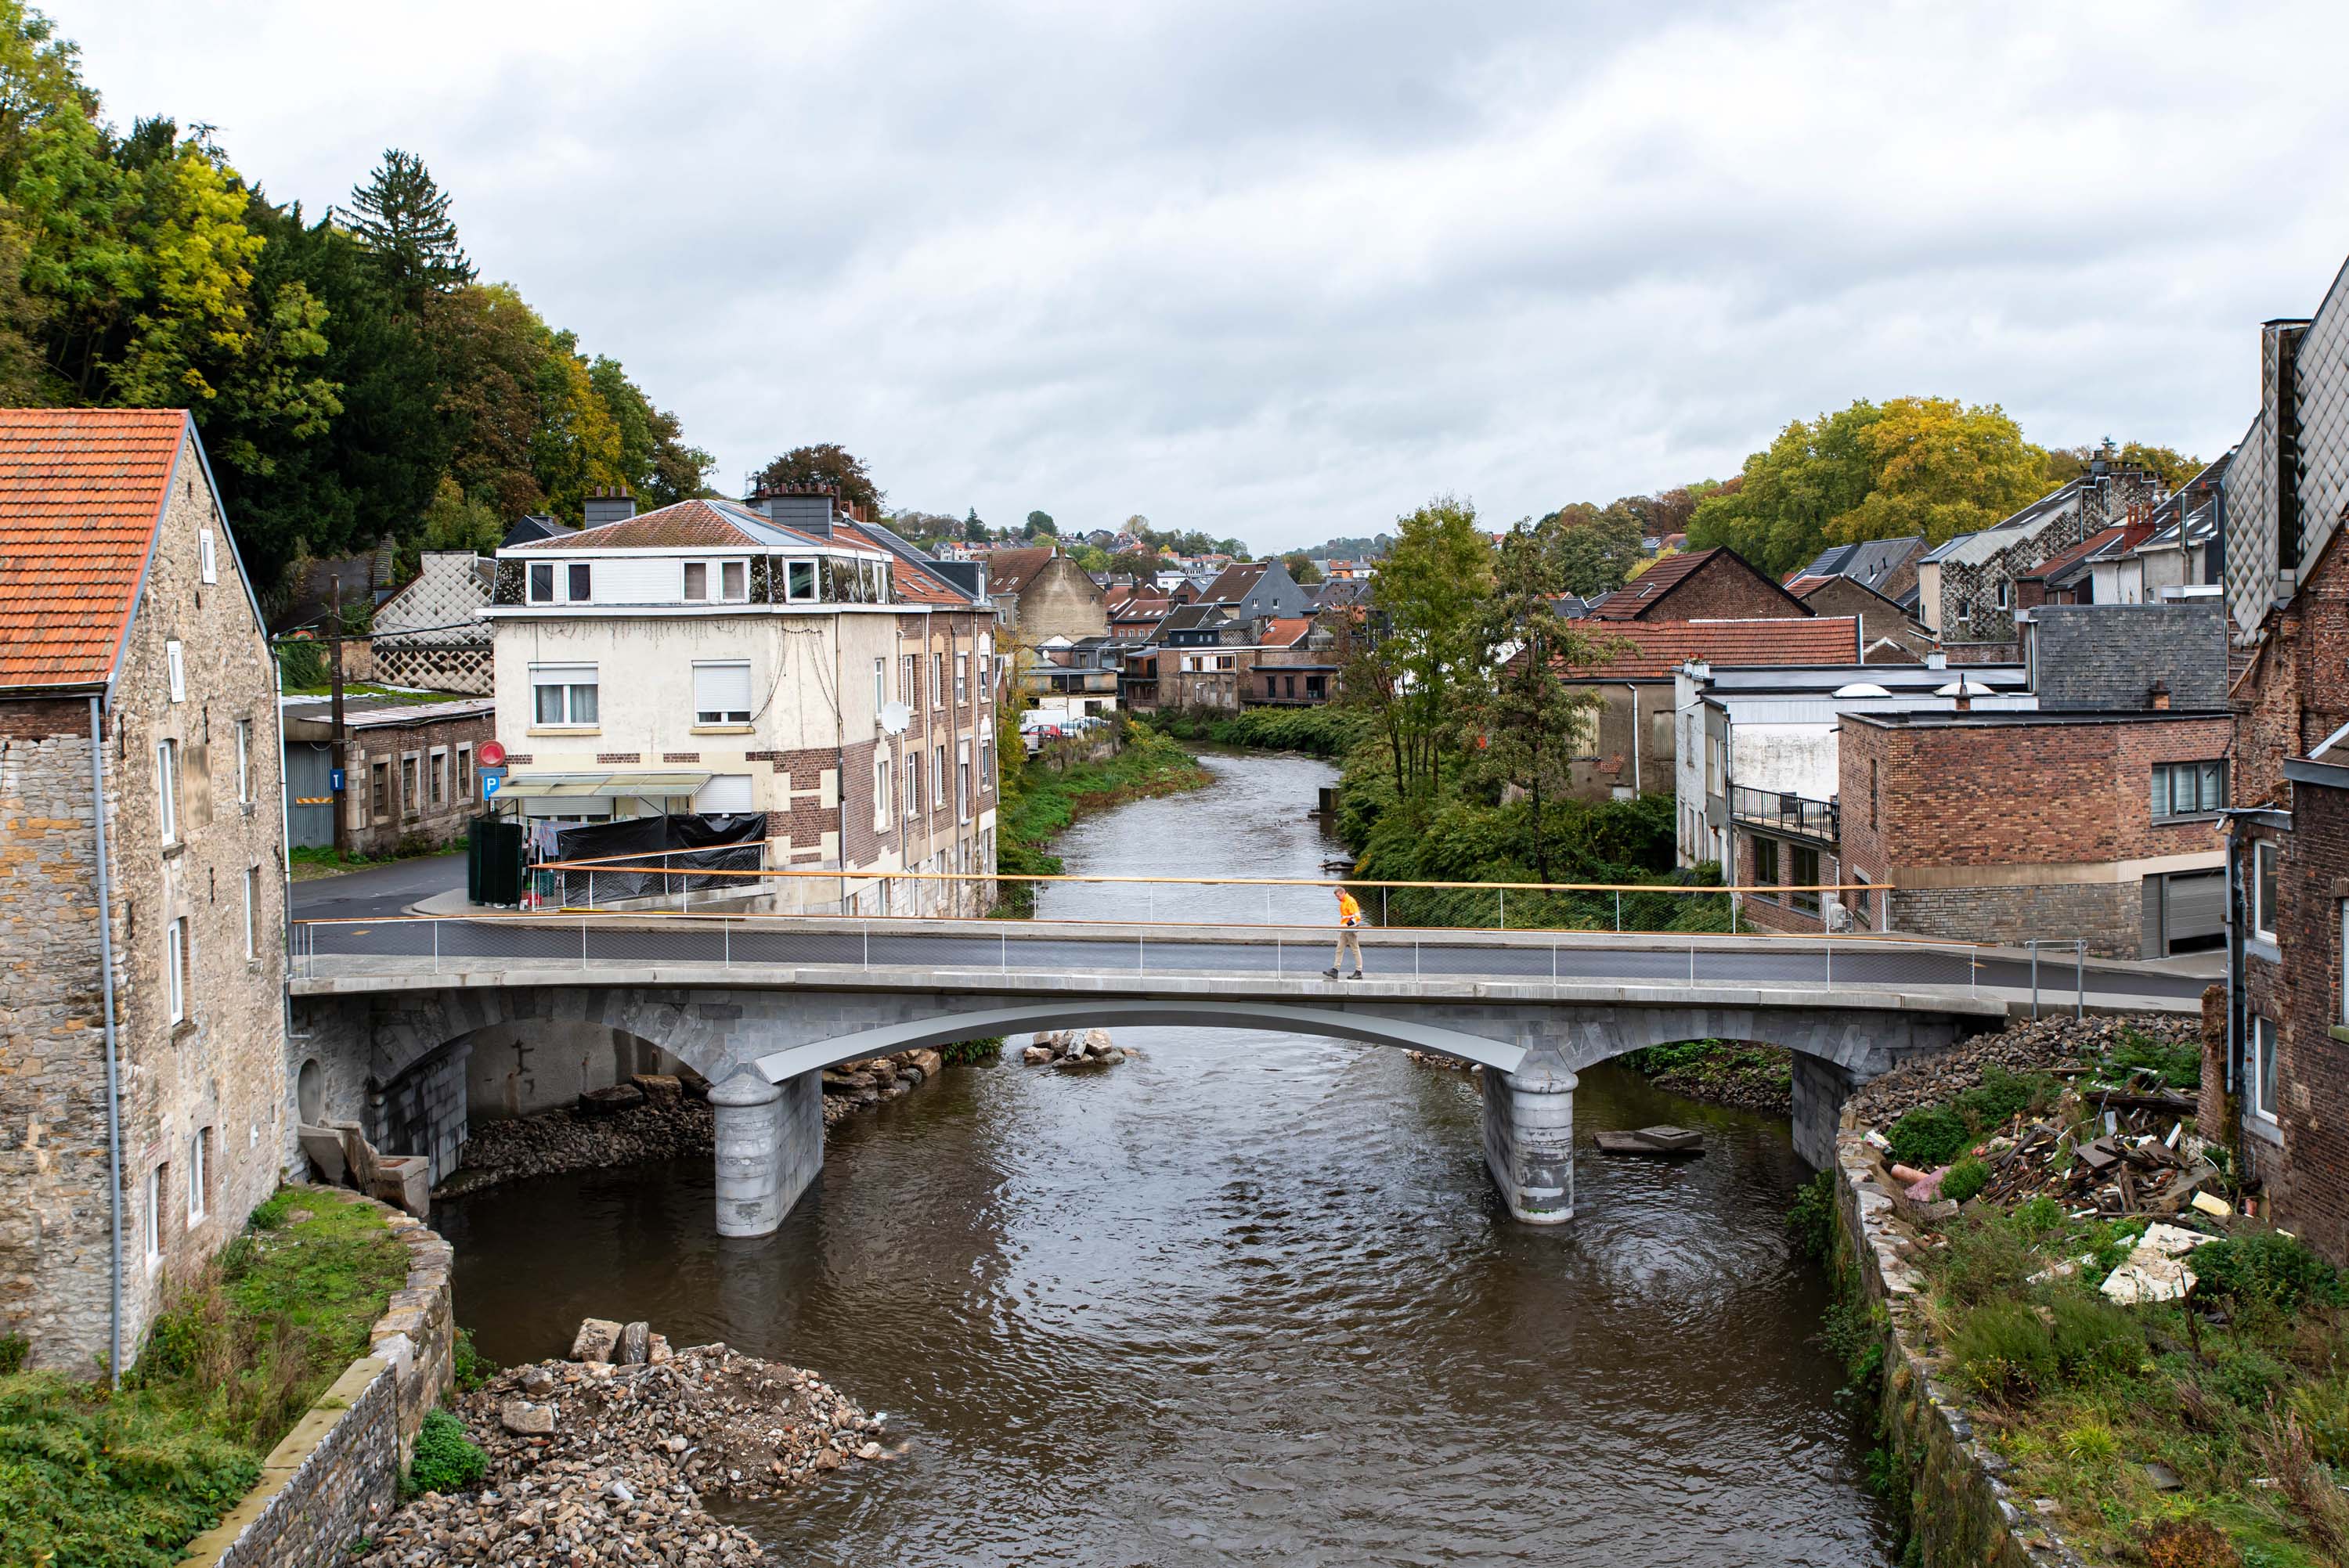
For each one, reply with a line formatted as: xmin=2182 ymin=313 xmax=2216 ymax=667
xmin=529 ymin=563 xmax=556 ymax=604
xmin=567 ymin=563 xmax=592 ymax=602
xmin=684 ymin=561 xmax=708 ymax=600
xmin=682 ymin=560 xmax=747 ymax=603
xmin=787 ymin=561 xmax=817 ymax=602
xmin=721 ymin=561 xmax=746 ymax=601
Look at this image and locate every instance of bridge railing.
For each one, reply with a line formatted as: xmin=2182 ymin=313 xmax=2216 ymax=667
xmin=283 ymin=910 xmax=2121 ymax=1016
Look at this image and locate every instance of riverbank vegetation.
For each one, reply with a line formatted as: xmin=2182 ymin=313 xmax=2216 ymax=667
xmin=0 ymin=1188 xmax=411 ymax=1568
xmin=992 ymin=716 xmax=1209 ymax=914
xmin=1820 ymin=1018 xmax=2349 ymax=1568
xmin=1619 ymin=1040 xmax=1792 ymax=1116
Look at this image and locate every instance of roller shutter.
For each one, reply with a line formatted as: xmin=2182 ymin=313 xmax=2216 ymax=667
xmin=2162 ymin=870 xmax=2225 ymax=951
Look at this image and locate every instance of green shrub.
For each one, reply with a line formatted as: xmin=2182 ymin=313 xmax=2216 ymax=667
xmin=940 ymin=1036 xmax=1001 ymax=1065
xmin=1886 ymin=1105 xmax=1972 ymax=1169
xmin=0 ymin=1334 xmax=26 ymax=1375
xmin=1939 ymin=1157 xmax=1991 ymax=1206
xmin=1934 ymin=1213 xmax=2048 ymax=1308
xmin=2013 ymin=1195 xmax=2064 ymax=1238
xmin=1788 ymin=1170 xmax=1837 ymax=1265
xmin=2204 ymin=1347 xmax=2292 ymax=1411
xmin=2289 ymin=1368 xmax=2349 ymax=1466
xmin=450 ymin=1329 xmax=492 ymax=1394
xmin=403 ymin=1408 xmax=487 ymax=1498
xmin=2045 ymin=1292 xmax=2145 ymax=1386
xmin=1950 ymin=1065 xmax=2057 ymax=1132
xmin=2107 ymin=1026 xmax=2202 ymax=1092
xmin=2193 ymin=1232 xmax=2344 ymax=1314
xmin=1950 ymin=1299 xmax=2059 ymax=1405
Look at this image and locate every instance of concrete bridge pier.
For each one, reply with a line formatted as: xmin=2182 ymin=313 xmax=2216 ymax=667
xmin=1483 ymin=1043 xmax=1577 ymax=1224
xmin=710 ymin=1068 xmax=823 ymax=1238
xmin=1789 ymin=1054 xmax=1860 ymax=1171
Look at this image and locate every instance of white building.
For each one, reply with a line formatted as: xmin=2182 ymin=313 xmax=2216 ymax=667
xmin=485 ymin=490 xmax=999 ymax=915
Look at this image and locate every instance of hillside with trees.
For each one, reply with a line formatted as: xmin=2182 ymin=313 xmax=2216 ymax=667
xmin=0 ymin=3 xmax=711 ymax=594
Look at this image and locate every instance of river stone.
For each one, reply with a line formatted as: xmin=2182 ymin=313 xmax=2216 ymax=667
xmin=579 ymin=1083 xmax=645 ymax=1117
xmin=572 ymin=1317 xmax=622 ymax=1361
xmin=500 ymin=1399 xmax=556 ymax=1436
xmin=519 ymin=1366 xmax=556 ymax=1397
xmin=619 ymin=1321 xmax=651 ymax=1365
xmin=630 ymin=1072 xmax=682 ymax=1102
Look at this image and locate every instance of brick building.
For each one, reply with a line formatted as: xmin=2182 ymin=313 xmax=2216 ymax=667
xmin=0 ymin=409 xmax=289 ymax=1371
xmin=488 ymin=489 xmax=998 ymax=916
xmin=281 ymin=692 xmax=495 ymax=854
xmin=1588 ymin=546 xmax=1813 ymax=622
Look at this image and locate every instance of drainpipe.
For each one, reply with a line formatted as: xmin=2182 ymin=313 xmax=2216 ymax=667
xmin=1619 ymin=684 xmax=1641 ymax=794
xmin=87 ymin=695 xmax=125 ymax=1388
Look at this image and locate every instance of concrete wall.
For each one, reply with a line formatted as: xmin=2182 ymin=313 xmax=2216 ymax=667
xmin=0 ymin=447 xmax=290 ymax=1372
xmin=1789 ymin=1054 xmax=1856 ymax=1169
xmin=1561 ymin=681 xmax=1674 ymax=802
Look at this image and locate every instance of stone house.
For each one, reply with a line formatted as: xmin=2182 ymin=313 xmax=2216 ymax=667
xmin=1913 ymin=460 xmax=2166 ymax=648
xmin=280 ymin=692 xmax=496 ymax=853
xmin=984 ymin=546 xmax=1110 ymax=650
xmin=0 ymin=409 xmax=289 ymax=1372
xmin=1247 ymin=617 xmax=1342 ymax=705
xmin=1588 ymin=546 xmax=1814 ymax=622
xmin=488 ymin=490 xmax=998 ymax=917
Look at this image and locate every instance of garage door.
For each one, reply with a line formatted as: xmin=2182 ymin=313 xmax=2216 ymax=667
xmin=2163 ymin=870 xmax=2225 ymax=953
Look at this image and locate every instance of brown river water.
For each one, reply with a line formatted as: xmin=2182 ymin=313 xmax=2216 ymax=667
xmin=441 ymin=748 xmax=1894 ymax=1566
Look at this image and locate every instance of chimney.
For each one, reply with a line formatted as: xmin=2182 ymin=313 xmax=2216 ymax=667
xmin=2149 ymin=679 xmax=2171 ymax=712
xmin=1952 ymin=691 xmax=1972 ymax=712
xmin=756 ymin=484 xmax=836 ymax=540
xmin=583 ymin=485 xmax=636 ymax=527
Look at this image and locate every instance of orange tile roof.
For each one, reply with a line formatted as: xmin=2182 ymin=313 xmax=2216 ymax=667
xmin=1559 ymin=617 xmax=1861 ymax=679
xmin=505 ymin=499 xmax=781 ymax=551
xmin=1262 ymin=616 xmax=1314 ymax=646
xmin=0 ymin=408 xmax=189 ymax=690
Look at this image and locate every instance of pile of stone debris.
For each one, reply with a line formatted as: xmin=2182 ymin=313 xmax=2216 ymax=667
xmin=1020 ymin=1029 xmax=1132 ymax=1068
xmin=1844 ymin=1012 xmax=2203 ymax=1128
xmin=359 ymin=1320 xmax=895 ymax=1568
xmin=820 ymin=1048 xmax=944 ymax=1125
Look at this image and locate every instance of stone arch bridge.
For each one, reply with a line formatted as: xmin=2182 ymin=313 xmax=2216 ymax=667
xmin=290 ymin=959 xmax=2014 ymax=1234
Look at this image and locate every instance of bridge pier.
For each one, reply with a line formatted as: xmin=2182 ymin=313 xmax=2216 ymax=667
xmin=1788 ymin=1054 xmax=1858 ymax=1170
xmin=1483 ymin=1044 xmax=1577 ymax=1224
xmin=710 ymin=1068 xmax=823 ymax=1237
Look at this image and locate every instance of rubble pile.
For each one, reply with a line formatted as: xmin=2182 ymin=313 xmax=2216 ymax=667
xmin=442 ymin=1076 xmax=716 ymax=1195
xmin=1877 ymin=1108 xmax=2225 ymax=1220
xmin=1020 ymin=1029 xmax=1131 ymax=1068
xmin=820 ymin=1049 xmax=944 ymax=1125
xmin=1405 ymin=1050 xmax=1479 ymax=1072
xmin=1846 ymin=1013 xmax=2200 ymax=1127
xmin=360 ymin=1321 xmax=893 ymax=1568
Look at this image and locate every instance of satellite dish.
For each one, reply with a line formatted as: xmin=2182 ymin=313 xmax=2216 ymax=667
xmin=879 ymin=701 xmax=911 ymax=735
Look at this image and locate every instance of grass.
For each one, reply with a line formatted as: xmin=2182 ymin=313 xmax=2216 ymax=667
xmin=994 ymin=718 xmax=1209 ymax=914
xmin=0 ymin=1188 xmax=411 ymax=1568
xmin=287 ymin=842 xmax=459 ymax=881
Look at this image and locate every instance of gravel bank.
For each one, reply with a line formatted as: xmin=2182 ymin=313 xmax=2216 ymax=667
xmin=359 ymin=1340 xmax=891 ymax=1567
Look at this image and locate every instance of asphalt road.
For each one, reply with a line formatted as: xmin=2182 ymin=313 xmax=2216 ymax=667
xmin=291 ymin=852 xmax=465 ymax=920
xmin=289 ymin=909 xmax=2208 ymax=1003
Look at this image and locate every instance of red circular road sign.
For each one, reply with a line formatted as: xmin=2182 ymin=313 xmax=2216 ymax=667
xmin=478 ymin=740 xmax=507 ymax=768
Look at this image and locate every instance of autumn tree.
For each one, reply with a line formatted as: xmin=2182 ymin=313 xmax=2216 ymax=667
xmin=1344 ymin=496 xmax=1492 ymax=800
xmin=2043 ymin=439 xmax=2202 ymax=491
xmin=754 ymin=443 xmax=882 ymax=517
xmin=1539 ymin=499 xmax=1644 ymax=597
xmin=1283 ymin=550 xmax=1322 ymax=585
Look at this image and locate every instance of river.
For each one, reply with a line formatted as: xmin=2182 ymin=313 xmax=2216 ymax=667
xmin=441 ymin=747 xmax=1893 ymax=1566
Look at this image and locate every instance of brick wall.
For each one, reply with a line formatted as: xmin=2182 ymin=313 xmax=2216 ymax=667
xmin=1649 ymin=555 xmax=1806 ymax=621
xmin=1732 ymin=826 xmax=1841 ymax=933
xmin=2244 ymin=779 xmax=2349 ymax=1259
xmin=342 ymin=712 xmax=495 ymax=856
xmin=2233 ymin=529 xmax=2349 ymax=809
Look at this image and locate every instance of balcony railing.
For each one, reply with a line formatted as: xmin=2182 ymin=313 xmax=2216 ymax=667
xmin=1730 ymin=784 xmax=1839 ymax=844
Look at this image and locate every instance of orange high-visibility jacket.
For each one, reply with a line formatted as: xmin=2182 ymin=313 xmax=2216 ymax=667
xmin=1337 ymin=891 xmax=1362 ymax=927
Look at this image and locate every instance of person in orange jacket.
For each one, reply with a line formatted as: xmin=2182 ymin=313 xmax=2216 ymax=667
xmin=1324 ymin=885 xmax=1365 ymax=979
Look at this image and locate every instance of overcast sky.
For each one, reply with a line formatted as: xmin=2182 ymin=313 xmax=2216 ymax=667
xmin=49 ymin=1 xmax=2349 ymax=553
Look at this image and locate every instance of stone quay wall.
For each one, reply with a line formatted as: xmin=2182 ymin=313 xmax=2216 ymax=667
xmin=180 ymin=1194 xmax=455 ymax=1568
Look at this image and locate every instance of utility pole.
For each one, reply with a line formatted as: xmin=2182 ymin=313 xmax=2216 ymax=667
xmin=330 ymin=575 xmax=349 ymax=858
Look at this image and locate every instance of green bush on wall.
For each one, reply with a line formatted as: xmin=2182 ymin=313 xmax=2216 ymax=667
xmin=403 ymin=1408 xmax=487 ymax=1497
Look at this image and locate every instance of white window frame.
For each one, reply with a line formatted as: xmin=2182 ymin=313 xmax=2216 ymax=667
xmin=235 ymin=719 xmax=251 ymax=804
xmin=903 ymin=654 xmax=919 ymax=712
xmin=143 ymin=1166 xmax=163 ymax=1269
xmin=956 ymin=654 xmax=969 ymax=705
xmin=958 ymin=740 xmax=972 ymax=823
xmin=399 ymin=752 xmax=420 ymax=816
xmin=157 ymin=739 xmax=179 ymax=844
xmin=720 ymin=559 xmax=747 ymax=602
xmin=906 ymin=752 xmax=922 ymax=817
xmin=199 ymin=528 xmax=218 ymax=584
xmin=875 ymin=755 xmax=893 ymax=830
xmin=785 ymin=559 xmax=818 ymax=604
xmin=683 ymin=560 xmax=710 ymax=600
xmin=2252 ymin=1015 xmax=2280 ymax=1123
xmin=2253 ymin=839 xmax=2279 ymax=943
xmin=980 ymin=735 xmax=993 ymax=793
xmin=691 ymin=661 xmax=753 ymax=726
xmin=166 ymin=916 xmax=187 ymax=1024
xmin=531 ymin=663 xmax=601 ymax=728
xmin=528 ymin=561 xmax=557 ymax=604
xmin=932 ymin=653 xmax=944 ymax=707
xmin=934 ymin=744 xmax=948 ymax=809
xmin=874 ymin=658 xmax=888 ymax=715
xmin=187 ymin=1129 xmax=207 ymax=1223
xmin=166 ymin=640 xmax=186 ymax=703
xmin=565 ymin=562 xmax=593 ymax=604
xmin=244 ymin=866 xmax=258 ymax=961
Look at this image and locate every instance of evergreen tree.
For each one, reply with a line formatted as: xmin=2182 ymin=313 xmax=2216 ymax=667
xmin=343 ymin=148 xmax=473 ymax=303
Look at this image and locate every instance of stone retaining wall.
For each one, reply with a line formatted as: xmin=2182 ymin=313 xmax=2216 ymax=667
xmin=1831 ymin=1132 xmax=2080 ymax=1568
xmin=180 ymin=1193 xmax=456 ymax=1568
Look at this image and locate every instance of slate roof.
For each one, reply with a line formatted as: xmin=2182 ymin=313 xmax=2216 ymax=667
xmin=1786 ymin=535 xmax=1924 ymax=594
xmin=1559 ymin=617 xmax=1861 ymax=679
xmin=0 ymin=407 xmax=192 ymax=690
xmin=2019 ymin=524 xmax=2154 ymax=588
xmin=2030 ymin=600 xmax=2229 ymax=712
xmin=1921 ymin=483 xmax=2085 ymax=568
xmin=503 ymin=498 xmax=844 ymax=553
xmin=1200 ymin=561 xmax=1267 ymax=603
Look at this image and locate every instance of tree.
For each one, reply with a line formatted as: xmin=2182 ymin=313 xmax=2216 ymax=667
xmin=1023 ymin=509 xmax=1056 ymax=538
xmin=1471 ymin=529 xmax=1611 ymax=882
xmin=342 ymin=149 xmax=472 ymax=305
xmin=1539 ymin=499 xmax=1643 ymax=597
xmin=1067 ymin=543 xmax=1110 ymax=572
xmin=754 ymin=443 xmax=882 ymax=518
xmin=1110 ymin=548 xmax=1160 ymax=580
xmin=963 ymin=506 xmax=989 ymax=543
xmin=590 ymin=355 xmax=713 ymax=506
xmin=1345 ymin=496 xmax=1492 ymax=800
xmin=1283 ymin=550 xmax=1322 ymax=585
xmin=2043 ymin=439 xmax=2202 ymax=492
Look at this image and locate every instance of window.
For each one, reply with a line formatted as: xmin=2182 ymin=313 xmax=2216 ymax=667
xmin=143 ymin=1166 xmax=164 ymax=1268
xmin=187 ymin=1130 xmax=208 ymax=1223
xmin=956 ymin=654 xmax=969 ymax=704
xmin=958 ymin=741 xmax=972 ymax=822
xmin=693 ymin=661 xmax=752 ymax=725
xmin=902 ymin=655 xmax=918 ymax=710
xmin=787 ymin=560 xmax=817 ymax=602
xmin=906 ymin=752 xmax=922 ymax=816
xmin=566 ymin=563 xmax=593 ymax=602
xmin=1216 ymin=654 xmax=1236 ymax=672
xmin=428 ymin=748 xmax=447 ymax=807
xmin=1792 ymin=845 xmax=1820 ymax=914
xmin=532 ymin=664 xmax=600 ymax=726
xmin=1751 ymin=835 xmax=1779 ymax=899
xmin=2152 ymin=760 xmax=2226 ymax=817
xmin=1851 ymin=869 xmax=1873 ymax=929
xmin=2252 ymin=1015 xmax=2279 ymax=1123
xmin=2253 ymin=839 xmax=2279 ymax=943
xmin=935 ymin=744 xmax=947 ymax=808
xmin=874 ymin=658 xmax=888 ymax=714
xmin=370 ymin=760 xmax=389 ymax=818
xmin=1994 ymin=579 xmax=2012 ymax=610
xmin=529 ymin=562 xmax=557 ymax=603
xmin=932 ymin=653 xmax=945 ymax=706
xmin=166 ymin=916 xmax=189 ymax=1024
xmin=456 ymin=745 xmax=472 ymax=802
xmin=1870 ymin=759 xmax=1879 ymax=830
xmin=235 ymin=719 xmax=251 ymax=805
xmin=198 ymin=527 xmax=218 ymax=584
xmin=244 ymin=867 xmax=259 ymax=961
xmin=720 ymin=561 xmax=746 ymax=602
xmin=157 ymin=740 xmax=179 ymax=844
xmin=980 ymin=736 xmax=993 ymax=792
xmin=2341 ymin=903 xmax=2348 ymax=1027
xmin=684 ymin=561 xmax=709 ymax=600
xmin=166 ymin=640 xmax=186 ymax=703
xmin=400 ymin=754 xmax=419 ymax=816
xmin=876 ymin=756 xmax=893 ymax=828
